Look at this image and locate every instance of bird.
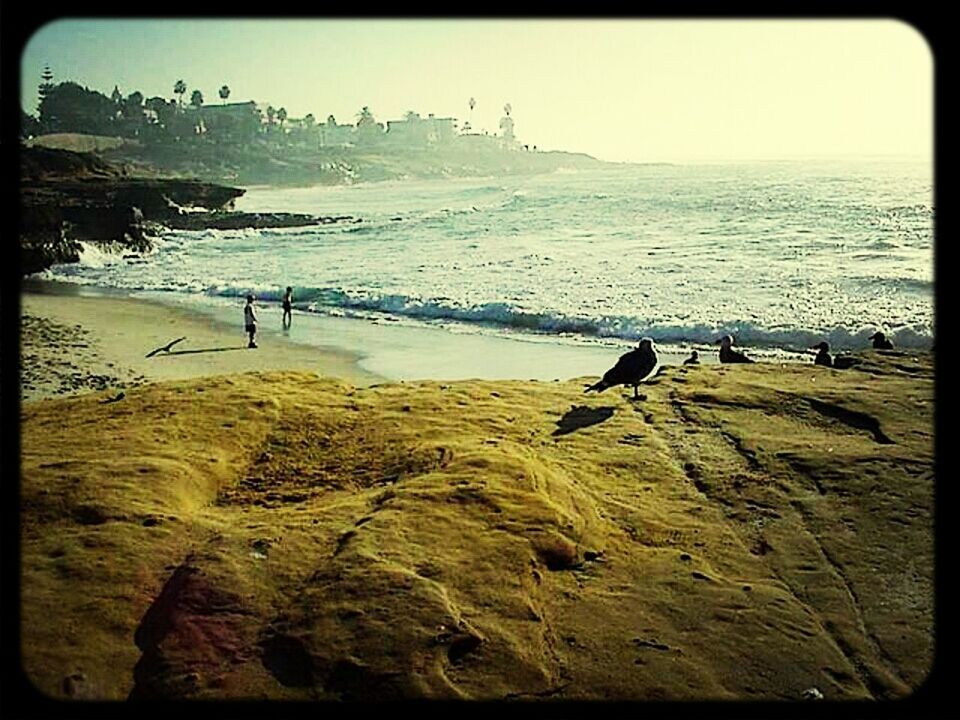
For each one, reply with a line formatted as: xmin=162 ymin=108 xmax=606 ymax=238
xmin=683 ymin=350 xmax=700 ymax=365
xmin=869 ymin=331 xmax=894 ymax=350
xmin=832 ymin=354 xmax=861 ymax=370
xmin=811 ymin=341 xmax=833 ymax=367
xmin=717 ymin=335 xmax=754 ymax=364
xmin=585 ymin=338 xmax=658 ymax=399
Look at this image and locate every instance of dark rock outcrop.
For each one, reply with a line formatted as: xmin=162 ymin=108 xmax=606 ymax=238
xmin=20 ymin=146 xmax=348 ymax=275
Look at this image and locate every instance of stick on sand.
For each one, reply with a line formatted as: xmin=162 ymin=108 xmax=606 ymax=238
xmin=146 ymin=336 xmax=187 ymax=358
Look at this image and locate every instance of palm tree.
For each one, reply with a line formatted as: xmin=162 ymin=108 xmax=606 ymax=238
xmin=266 ymin=105 xmax=276 ymax=127
xmin=277 ymin=107 xmax=287 ymax=130
xmin=174 ymin=79 xmax=187 ymax=108
xmin=218 ymin=85 xmax=230 ymax=105
xmin=191 ymin=90 xmax=204 ymax=109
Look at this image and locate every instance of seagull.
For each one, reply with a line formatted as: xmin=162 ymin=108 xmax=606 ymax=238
xmin=585 ymin=338 xmax=658 ymax=399
xmin=683 ymin=350 xmax=700 ymax=365
xmin=811 ymin=341 xmax=833 ymax=367
xmin=869 ymin=331 xmax=894 ymax=350
xmin=832 ymin=354 xmax=861 ymax=370
xmin=717 ymin=335 xmax=754 ymax=364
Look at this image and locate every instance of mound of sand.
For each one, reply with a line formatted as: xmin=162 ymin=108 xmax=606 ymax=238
xmin=19 ymin=352 xmax=933 ymax=701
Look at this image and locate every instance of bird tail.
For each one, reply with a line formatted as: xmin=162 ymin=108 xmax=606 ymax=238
xmin=584 ymin=380 xmax=609 ymax=393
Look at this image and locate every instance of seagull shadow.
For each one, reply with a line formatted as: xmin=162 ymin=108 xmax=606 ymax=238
xmin=152 ymin=346 xmax=248 ymax=357
xmin=552 ymin=405 xmax=616 ymax=437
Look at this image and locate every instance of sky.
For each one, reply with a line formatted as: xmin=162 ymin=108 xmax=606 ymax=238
xmin=19 ymin=18 xmax=934 ymax=163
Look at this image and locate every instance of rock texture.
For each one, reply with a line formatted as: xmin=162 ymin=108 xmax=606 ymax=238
xmin=20 ymin=354 xmax=934 ymax=701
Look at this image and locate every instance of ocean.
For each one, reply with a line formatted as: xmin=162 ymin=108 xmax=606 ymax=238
xmin=37 ymin=158 xmax=934 ymax=378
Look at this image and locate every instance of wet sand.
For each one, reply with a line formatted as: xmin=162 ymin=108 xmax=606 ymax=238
xmin=20 ymin=284 xmax=383 ymax=403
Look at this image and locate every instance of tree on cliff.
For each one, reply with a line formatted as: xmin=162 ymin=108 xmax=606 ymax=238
xmin=38 ymin=65 xmax=54 ymax=109
xmin=20 ymin=109 xmax=41 ymax=139
xmin=219 ymin=85 xmax=230 ymax=104
xmin=174 ymin=79 xmax=187 ymax=108
xmin=38 ymin=81 xmax=116 ymax=135
xmin=121 ymin=91 xmax=145 ymax=136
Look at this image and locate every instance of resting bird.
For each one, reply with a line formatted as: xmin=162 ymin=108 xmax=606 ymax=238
xmin=683 ymin=350 xmax=700 ymax=365
xmin=585 ymin=338 xmax=658 ymax=399
xmin=717 ymin=335 xmax=754 ymax=364
xmin=811 ymin=341 xmax=833 ymax=367
xmin=832 ymin=354 xmax=861 ymax=370
xmin=869 ymin=331 xmax=894 ymax=350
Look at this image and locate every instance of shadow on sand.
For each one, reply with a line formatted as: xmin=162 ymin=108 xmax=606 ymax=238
xmin=153 ymin=346 xmax=249 ymax=357
xmin=552 ymin=405 xmax=616 ymax=437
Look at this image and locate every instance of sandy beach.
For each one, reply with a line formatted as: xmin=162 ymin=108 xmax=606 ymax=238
xmin=18 ymin=286 xmax=935 ymax=701
xmin=20 ymin=282 xmax=383 ymax=403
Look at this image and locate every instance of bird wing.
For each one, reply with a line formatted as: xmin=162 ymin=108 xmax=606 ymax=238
xmin=634 ymin=349 xmax=658 ymax=382
xmin=602 ymin=349 xmax=642 ymax=385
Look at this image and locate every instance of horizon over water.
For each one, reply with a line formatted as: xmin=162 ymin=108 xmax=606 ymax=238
xmin=35 ymin=158 xmax=934 ymax=378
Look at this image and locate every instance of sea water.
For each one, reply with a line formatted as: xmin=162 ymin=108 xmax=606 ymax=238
xmin=38 ymin=158 xmax=934 ymax=377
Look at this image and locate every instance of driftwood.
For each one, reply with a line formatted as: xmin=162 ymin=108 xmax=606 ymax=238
xmin=146 ymin=337 xmax=186 ymax=358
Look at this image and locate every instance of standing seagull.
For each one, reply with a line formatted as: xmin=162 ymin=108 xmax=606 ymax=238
xmin=869 ymin=331 xmax=894 ymax=350
xmin=811 ymin=341 xmax=833 ymax=367
xmin=717 ymin=335 xmax=754 ymax=364
xmin=585 ymin=338 xmax=658 ymax=399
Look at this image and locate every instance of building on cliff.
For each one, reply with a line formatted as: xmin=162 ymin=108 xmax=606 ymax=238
xmin=384 ymin=113 xmax=458 ymax=148
xmin=193 ymin=102 xmax=261 ymax=143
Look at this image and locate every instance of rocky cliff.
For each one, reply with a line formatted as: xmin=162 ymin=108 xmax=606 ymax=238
xmin=19 ymin=147 xmax=349 ymax=275
xmin=20 ymin=147 xmax=246 ymax=275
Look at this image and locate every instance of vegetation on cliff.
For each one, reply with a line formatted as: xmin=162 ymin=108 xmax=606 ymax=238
xmin=23 ymin=79 xmax=612 ymax=187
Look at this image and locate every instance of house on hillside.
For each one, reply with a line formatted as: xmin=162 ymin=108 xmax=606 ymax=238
xmin=384 ymin=113 xmax=457 ymax=148
xmin=318 ymin=119 xmax=355 ymax=148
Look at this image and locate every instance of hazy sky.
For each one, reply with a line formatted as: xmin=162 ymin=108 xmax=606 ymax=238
xmin=20 ymin=18 xmax=933 ymax=163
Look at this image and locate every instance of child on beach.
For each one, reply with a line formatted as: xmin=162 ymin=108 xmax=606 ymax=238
xmin=282 ymin=286 xmax=293 ymax=328
xmin=244 ymin=295 xmax=258 ymax=348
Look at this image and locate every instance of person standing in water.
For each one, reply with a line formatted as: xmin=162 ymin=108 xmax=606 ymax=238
xmin=282 ymin=286 xmax=293 ymax=328
xmin=244 ymin=294 xmax=258 ymax=348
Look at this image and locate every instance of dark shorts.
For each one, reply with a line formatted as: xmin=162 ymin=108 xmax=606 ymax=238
xmin=246 ymin=323 xmax=257 ymax=333
xmin=282 ymin=301 xmax=292 ymax=312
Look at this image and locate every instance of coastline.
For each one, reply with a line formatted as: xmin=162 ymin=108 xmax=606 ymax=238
xmin=20 ymin=279 xmax=741 ymax=402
